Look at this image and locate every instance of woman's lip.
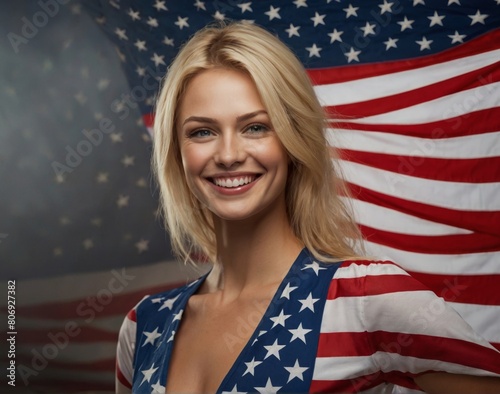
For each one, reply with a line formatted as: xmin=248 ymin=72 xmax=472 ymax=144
xmin=206 ymin=174 xmax=261 ymax=195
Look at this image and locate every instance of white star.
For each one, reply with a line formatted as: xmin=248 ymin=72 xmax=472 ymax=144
xmin=416 ymin=36 xmax=433 ymax=51
xmin=82 ymin=238 xmax=94 ymax=250
xmin=285 ymin=24 xmax=300 ymax=38
xmin=163 ymin=36 xmax=174 ymax=46
xmin=147 ymin=17 xmax=159 ymax=28
xmin=151 ymin=52 xmax=166 ymax=67
xmin=151 ymin=297 xmax=163 ymax=304
xmin=289 ymin=323 xmax=312 ymax=344
xmin=213 ymin=11 xmax=226 ymax=21
xmin=53 ymin=247 xmax=63 ymax=256
xmin=384 ymin=37 xmax=398 ymax=50
xmin=293 ymin=0 xmax=307 ymax=7
xmin=254 ymin=377 xmax=281 ymax=394
xmin=360 ymin=22 xmax=377 ymax=36
xmin=238 ymin=2 xmax=252 ymax=13
xmin=114 ymin=27 xmax=128 ymax=40
xmin=379 ymin=0 xmax=394 ymax=14
xmin=397 ymin=16 xmax=415 ymax=31
xmin=285 ymin=359 xmax=309 ymax=382
xmin=265 ymin=5 xmax=281 ymax=20
xmin=448 ymin=31 xmax=466 ymax=44
xmin=270 ymin=310 xmax=291 ymax=328
xmin=136 ymin=66 xmax=146 ymax=77
xmin=151 ymin=380 xmax=165 ymax=394
xmin=142 ymin=327 xmax=161 ymax=346
xmin=153 ymin=0 xmax=168 ymax=11
xmin=448 ymin=0 xmax=460 ymax=4
xmin=134 ymin=39 xmax=147 ymax=51
xmin=311 ymin=12 xmax=326 ymax=27
xmin=59 ymin=216 xmax=71 ymax=225
xmin=343 ymin=4 xmax=359 ymax=18
xmin=252 ymin=330 xmax=267 ymax=345
xmin=135 ymin=239 xmax=149 ymax=253
xmin=243 ymin=357 xmax=262 ymax=376
xmin=301 ymin=261 xmax=327 ymax=275
xmin=413 ymin=0 xmax=425 ymax=5
xmin=110 ymin=131 xmax=123 ymax=142
xmin=97 ymin=78 xmax=110 ymax=90
xmin=428 ymin=11 xmax=445 ymax=27
xmin=116 ymin=194 xmax=129 ymax=208
xmin=306 ymin=43 xmax=322 ymax=58
xmin=298 ymin=292 xmax=320 ymax=312
xmin=175 ymin=16 xmax=189 ymax=29
xmin=328 ymin=28 xmax=343 ymax=43
xmin=121 ymin=155 xmax=135 ymax=167
xmin=468 ymin=10 xmax=488 ymax=25
xmin=158 ymin=294 xmax=180 ymax=311
xmin=136 ymin=178 xmax=147 ymax=188
xmin=173 ymin=310 xmax=183 ymax=321
xmin=167 ymin=330 xmax=175 ymax=342
xmin=140 ymin=364 xmax=158 ymax=385
xmin=128 ymin=8 xmax=140 ymax=21
xmin=281 ymin=282 xmax=298 ymax=299
xmin=194 ymin=0 xmax=206 ymax=11
xmin=96 ymin=172 xmax=109 ymax=183
xmin=263 ymin=339 xmax=285 ymax=360
xmin=222 ymin=384 xmax=246 ymax=394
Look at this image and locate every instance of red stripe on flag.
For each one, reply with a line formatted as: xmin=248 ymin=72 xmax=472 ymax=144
xmin=359 ymin=224 xmax=500 ymax=254
xmin=327 ymin=273 xmax=428 ymax=299
xmin=328 ymin=63 xmax=500 ymax=119
xmin=407 ymin=271 xmax=500 ymax=306
xmin=307 ymin=28 xmax=500 ymax=84
xmin=332 ymin=107 xmax=500 ymax=138
xmin=348 ymin=182 xmax=500 ymax=237
xmin=339 ymin=149 xmax=500 ymax=183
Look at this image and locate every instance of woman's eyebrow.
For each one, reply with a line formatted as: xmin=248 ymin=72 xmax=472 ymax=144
xmin=182 ymin=110 xmax=268 ymax=126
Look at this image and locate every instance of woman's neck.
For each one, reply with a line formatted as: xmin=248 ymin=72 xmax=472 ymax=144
xmin=203 ymin=201 xmax=303 ymax=300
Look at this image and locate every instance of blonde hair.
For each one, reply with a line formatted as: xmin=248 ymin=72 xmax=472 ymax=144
xmin=153 ymin=21 xmax=363 ymax=265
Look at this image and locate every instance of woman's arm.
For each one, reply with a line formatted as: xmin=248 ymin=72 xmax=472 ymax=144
xmin=415 ymin=372 xmax=500 ymax=394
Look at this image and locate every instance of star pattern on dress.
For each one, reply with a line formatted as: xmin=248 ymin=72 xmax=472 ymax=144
xmin=140 ymin=363 xmax=158 ymax=385
xmin=158 ymin=294 xmax=181 ymax=311
xmin=301 ymin=261 xmax=327 ymax=275
xmin=243 ymin=357 xmax=263 ymax=376
xmin=264 ymin=339 xmax=286 ymax=360
xmin=280 ymin=282 xmax=298 ymax=299
xmin=142 ymin=327 xmax=162 ymax=346
xmin=284 ymin=359 xmax=308 ymax=382
xmin=270 ymin=310 xmax=291 ymax=328
xmin=289 ymin=323 xmax=312 ymax=344
xmin=254 ymin=377 xmax=282 ymax=394
xmin=298 ymin=293 xmax=319 ymax=312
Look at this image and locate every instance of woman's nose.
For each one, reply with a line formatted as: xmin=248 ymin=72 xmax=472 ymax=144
xmin=214 ymin=133 xmax=245 ymax=168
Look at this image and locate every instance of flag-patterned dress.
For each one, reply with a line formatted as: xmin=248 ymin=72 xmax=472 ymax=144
xmin=116 ymin=248 xmax=500 ymax=393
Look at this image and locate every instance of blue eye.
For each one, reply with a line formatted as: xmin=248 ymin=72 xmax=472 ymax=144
xmin=189 ymin=129 xmax=212 ymax=138
xmin=246 ymin=124 xmax=268 ymax=134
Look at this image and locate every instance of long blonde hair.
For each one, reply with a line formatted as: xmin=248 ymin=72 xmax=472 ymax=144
xmin=153 ymin=21 xmax=363 ymax=265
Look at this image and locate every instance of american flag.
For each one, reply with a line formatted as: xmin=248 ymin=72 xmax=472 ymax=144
xmin=1 ymin=0 xmax=498 ymax=392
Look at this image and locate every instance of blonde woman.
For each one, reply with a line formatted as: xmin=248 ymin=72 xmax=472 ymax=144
xmin=116 ymin=22 xmax=500 ymax=393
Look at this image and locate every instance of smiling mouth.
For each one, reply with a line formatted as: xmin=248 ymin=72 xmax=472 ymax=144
xmin=209 ymin=175 xmax=260 ymax=188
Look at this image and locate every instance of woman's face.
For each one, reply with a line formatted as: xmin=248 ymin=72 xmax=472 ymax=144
xmin=176 ymin=68 xmax=289 ymax=221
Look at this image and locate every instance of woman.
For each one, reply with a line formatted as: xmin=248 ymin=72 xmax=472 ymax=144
xmin=116 ymin=22 xmax=500 ymax=393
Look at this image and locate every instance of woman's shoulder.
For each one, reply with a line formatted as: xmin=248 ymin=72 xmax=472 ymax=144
xmin=132 ymin=275 xmax=206 ymax=321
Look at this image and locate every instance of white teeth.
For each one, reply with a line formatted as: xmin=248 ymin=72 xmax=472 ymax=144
xmin=213 ymin=176 xmax=254 ymax=188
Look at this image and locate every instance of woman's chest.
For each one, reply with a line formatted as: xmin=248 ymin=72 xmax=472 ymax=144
xmin=165 ymin=299 xmax=270 ymax=393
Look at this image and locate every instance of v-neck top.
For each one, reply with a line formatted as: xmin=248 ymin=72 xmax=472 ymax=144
xmin=117 ymin=249 xmax=500 ymax=393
